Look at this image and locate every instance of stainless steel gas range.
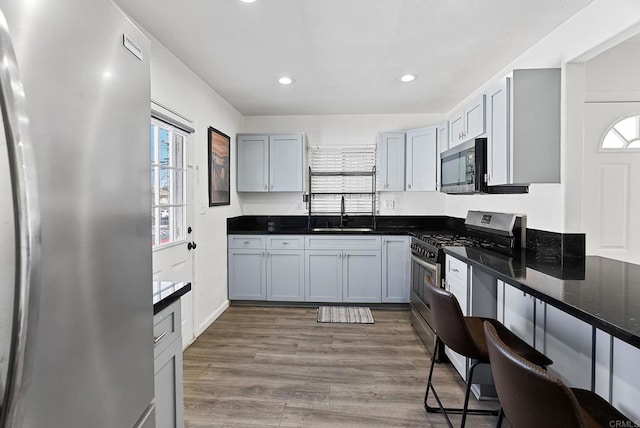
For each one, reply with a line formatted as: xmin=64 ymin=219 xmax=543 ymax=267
xmin=409 ymin=211 xmax=526 ymax=357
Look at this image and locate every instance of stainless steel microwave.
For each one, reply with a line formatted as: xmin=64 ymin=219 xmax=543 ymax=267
xmin=440 ymin=138 xmax=488 ymax=194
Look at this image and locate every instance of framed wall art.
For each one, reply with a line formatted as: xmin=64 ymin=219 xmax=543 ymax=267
xmin=208 ymin=126 xmax=230 ymax=206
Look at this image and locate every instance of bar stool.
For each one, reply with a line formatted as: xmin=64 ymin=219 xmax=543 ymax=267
xmin=423 ymin=283 xmax=553 ymax=428
xmin=484 ymin=321 xmax=634 ymax=428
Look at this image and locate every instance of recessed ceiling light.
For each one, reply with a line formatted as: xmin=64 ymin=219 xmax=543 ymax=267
xmin=240 ymin=0 xmax=256 ymax=3
xmin=278 ymin=77 xmax=294 ymax=85
xmin=399 ymin=74 xmax=418 ymax=83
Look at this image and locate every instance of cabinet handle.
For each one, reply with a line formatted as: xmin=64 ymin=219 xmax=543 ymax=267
xmin=408 ymin=184 xmax=412 ymax=189
xmin=451 ymin=268 xmax=459 ymax=273
xmin=270 ymin=184 xmax=273 ymax=190
xmin=282 ymin=242 xmax=289 ymax=245
xmin=264 ymin=185 xmax=267 ymax=190
xmin=244 ymin=241 xmax=250 ymax=244
xmin=153 ymin=331 xmax=167 ymax=344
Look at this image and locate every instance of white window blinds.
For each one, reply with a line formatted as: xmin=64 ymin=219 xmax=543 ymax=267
xmin=308 ymin=145 xmax=376 ymax=215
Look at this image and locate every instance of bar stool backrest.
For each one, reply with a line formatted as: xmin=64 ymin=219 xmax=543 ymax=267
xmin=483 ymin=321 xmax=585 ymax=428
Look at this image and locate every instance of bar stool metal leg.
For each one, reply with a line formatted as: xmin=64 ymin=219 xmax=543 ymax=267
xmin=424 ymin=337 xmax=499 ymax=428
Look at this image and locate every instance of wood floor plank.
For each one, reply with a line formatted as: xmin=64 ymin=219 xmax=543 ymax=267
xmin=182 ymin=306 xmax=507 ymax=427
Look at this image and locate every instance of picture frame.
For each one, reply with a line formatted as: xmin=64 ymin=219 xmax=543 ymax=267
xmin=208 ymin=126 xmax=231 ymax=206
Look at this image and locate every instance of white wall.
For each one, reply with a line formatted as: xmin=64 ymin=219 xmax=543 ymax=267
xmin=241 ymin=114 xmax=447 ymax=216
xmin=149 ymin=36 xmax=243 ymax=335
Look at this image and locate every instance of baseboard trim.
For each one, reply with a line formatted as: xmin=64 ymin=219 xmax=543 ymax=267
xmin=196 ymin=299 xmax=230 ymax=336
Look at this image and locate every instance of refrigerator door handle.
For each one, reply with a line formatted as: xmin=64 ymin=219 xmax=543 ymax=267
xmin=0 ymin=8 xmax=42 ymax=428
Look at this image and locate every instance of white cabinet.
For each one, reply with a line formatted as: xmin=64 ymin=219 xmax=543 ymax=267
xmin=436 ymin=122 xmax=449 ymax=189
xmin=444 ymin=255 xmax=469 ymax=381
xmin=381 ymin=236 xmax=410 ymax=303
xmin=304 ymin=235 xmax=382 ymax=303
xmin=448 ymin=94 xmax=486 ymax=148
xmin=237 ymin=133 xmax=304 ymax=192
xmin=153 ymin=300 xmax=184 ymax=428
xmin=376 ymin=132 xmax=405 ymax=191
xmin=405 ymin=126 xmax=438 ymax=191
xmin=485 ymin=69 xmax=560 ymax=185
xmin=496 ymin=280 xmax=535 ymax=346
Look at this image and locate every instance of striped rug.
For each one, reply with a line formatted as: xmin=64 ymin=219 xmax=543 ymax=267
xmin=317 ymin=306 xmax=374 ymax=324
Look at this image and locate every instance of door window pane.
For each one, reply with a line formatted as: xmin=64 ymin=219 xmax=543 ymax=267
xmin=151 ymin=119 xmax=188 ymax=248
xmin=602 ymin=114 xmax=640 ymax=150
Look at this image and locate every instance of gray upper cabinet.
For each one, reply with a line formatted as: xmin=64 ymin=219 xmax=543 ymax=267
xmin=376 ymin=132 xmax=406 ymax=191
xmin=237 ymin=133 xmax=304 ymax=192
xmin=381 ymin=236 xmax=410 ymax=303
xmin=237 ymin=135 xmax=269 ymax=191
xmin=448 ymin=94 xmax=486 ymax=148
xmin=405 ymin=126 xmax=438 ymax=191
xmin=486 ymin=69 xmax=561 ymax=185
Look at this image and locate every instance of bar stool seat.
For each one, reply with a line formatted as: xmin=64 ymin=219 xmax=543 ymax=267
xmin=424 ymin=283 xmax=552 ymax=428
xmin=484 ymin=321 xmax=635 ymax=428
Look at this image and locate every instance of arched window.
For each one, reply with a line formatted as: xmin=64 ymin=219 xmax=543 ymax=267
xmin=602 ymin=114 xmax=640 ymax=150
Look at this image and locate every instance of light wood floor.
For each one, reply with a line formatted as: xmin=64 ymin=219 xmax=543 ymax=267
xmin=183 ymin=306 xmax=501 ymax=427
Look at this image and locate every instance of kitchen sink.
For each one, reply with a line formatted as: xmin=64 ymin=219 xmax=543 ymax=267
xmin=311 ymin=227 xmax=374 ymax=232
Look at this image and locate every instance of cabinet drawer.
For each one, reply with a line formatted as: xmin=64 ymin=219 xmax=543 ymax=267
xmin=305 ymin=235 xmax=381 ymax=250
xmin=228 ymin=235 xmax=265 ymax=249
xmin=153 ymin=300 xmax=181 ymax=359
xmin=266 ymin=235 xmax=304 ymax=250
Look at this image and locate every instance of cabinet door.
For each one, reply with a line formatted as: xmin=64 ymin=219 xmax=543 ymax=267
xmin=449 ymin=111 xmax=465 ymax=148
xmin=502 ymin=282 xmax=535 ymax=346
xmin=405 ymin=127 xmax=437 ymax=191
xmin=436 ymin=122 xmax=448 ymax=190
xmin=269 ymin=134 xmax=303 ymax=192
xmin=266 ymin=250 xmax=304 ymax=301
xmin=237 ymin=135 xmax=269 ymax=191
xmin=464 ymin=94 xmax=486 ymax=140
xmin=540 ymin=303 xmax=593 ymax=389
xmin=154 ymin=337 xmax=184 ymax=428
xmin=305 ymin=250 xmax=342 ymax=302
xmin=343 ymin=250 xmax=382 ymax=303
xmin=486 ymin=80 xmax=510 ymax=185
xmin=445 ymin=255 xmax=469 ymax=315
xmin=381 ymin=236 xmax=410 ymax=303
xmin=376 ymin=132 xmax=405 ymax=191
xmin=228 ymin=249 xmax=265 ymax=300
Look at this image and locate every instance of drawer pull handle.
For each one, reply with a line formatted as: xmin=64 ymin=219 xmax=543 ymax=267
xmin=282 ymin=242 xmax=289 ymax=245
xmin=244 ymin=241 xmax=250 ymax=244
xmin=451 ymin=268 xmax=459 ymax=273
xmin=154 ymin=332 xmax=167 ymax=344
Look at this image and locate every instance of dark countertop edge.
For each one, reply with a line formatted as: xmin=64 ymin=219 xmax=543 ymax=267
xmin=153 ymin=282 xmax=192 ymax=315
xmin=227 ymin=229 xmax=418 ymax=235
xmin=442 ymin=248 xmax=640 ymax=349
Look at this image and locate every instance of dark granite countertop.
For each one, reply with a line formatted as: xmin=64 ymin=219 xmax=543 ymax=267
xmin=444 ymin=246 xmax=640 ymax=348
xmin=153 ymin=281 xmax=191 ymax=315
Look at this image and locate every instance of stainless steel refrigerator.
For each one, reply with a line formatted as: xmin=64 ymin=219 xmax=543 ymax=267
xmin=0 ymin=0 xmax=155 ymax=426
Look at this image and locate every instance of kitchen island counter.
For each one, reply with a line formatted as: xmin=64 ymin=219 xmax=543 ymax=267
xmin=444 ymin=246 xmax=640 ymax=348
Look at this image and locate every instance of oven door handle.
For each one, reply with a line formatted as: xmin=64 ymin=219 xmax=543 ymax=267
xmin=411 ymin=255 xmax=443 ymax=288
xmin=411 ymin=255 xmax=437 ymax=271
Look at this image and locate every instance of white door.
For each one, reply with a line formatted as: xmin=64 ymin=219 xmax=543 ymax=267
xmin=151 ymin=120 xmax=195 ymax=348
xmin=583 ymin=103 xmax=640 ymax=263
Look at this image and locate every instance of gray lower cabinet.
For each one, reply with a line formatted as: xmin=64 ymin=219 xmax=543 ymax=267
xmin=153 ymin=300 xmax=184 ymax=428
xmin=266 ymin=250 xmax=304 ymax=301
xmin=343 ymin=250 xmax=382 ymax=303
xmin=381 ymin=236 xmax=410 ymax=303
xmin=228 ymin=249 xmax=266 ymax=300
xmin=305 ymin=250 xmax=343 ymax=302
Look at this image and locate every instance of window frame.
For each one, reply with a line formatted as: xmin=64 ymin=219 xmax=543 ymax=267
xmin=151 ymin=118 xmax=188 ymax=249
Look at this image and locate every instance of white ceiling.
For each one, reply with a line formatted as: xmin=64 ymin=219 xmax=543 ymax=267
xmin=116 ymin=0 xmax=594 ymax=116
